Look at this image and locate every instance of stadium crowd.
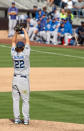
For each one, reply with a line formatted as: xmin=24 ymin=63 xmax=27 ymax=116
xmin=8 ymin=1 xmax=84 ymax=46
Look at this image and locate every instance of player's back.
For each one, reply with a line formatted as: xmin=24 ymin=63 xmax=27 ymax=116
xmin=11 ymin=44 xmax=30 ymax=76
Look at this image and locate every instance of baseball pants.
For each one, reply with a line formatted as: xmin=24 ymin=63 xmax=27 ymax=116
xmin=28 ymin=27 xmax=37 ymax=41
xmin=12 ymin=75 xmax=30 ymax=122
xmin=46 ymin=31 xmax=58 ymax=45
xmin=8 ymin=19 xmax=17 ymax=36
xmin=64 ymin=33 xmax=72 ymax=45
xmin=39 ymin=31 xmax=47 ymax=41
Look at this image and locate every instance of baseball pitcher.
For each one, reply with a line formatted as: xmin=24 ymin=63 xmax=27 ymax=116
xmin=11 ymin=28 xmax=30 ymax=125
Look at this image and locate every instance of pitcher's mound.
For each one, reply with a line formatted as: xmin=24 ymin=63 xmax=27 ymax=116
xmin=0 ymin=119 xmax=84 ymax=131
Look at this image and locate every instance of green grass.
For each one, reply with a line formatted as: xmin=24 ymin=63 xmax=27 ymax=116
xmin=0 ymin=91 xmax=84 ymax=124
xmin=0 ymin=44 xmax=84 ymax=67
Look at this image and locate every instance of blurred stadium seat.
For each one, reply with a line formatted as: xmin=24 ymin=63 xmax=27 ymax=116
xmin=0 ymin=0 xmax=49 ymax=10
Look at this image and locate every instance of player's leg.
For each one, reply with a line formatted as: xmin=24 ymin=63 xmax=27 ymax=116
xmin=46 ymin=31 xmax=51 ymax=44
xmin=12 ymin=84 xmax=20 ymax=123
xmin=64 ymin=33 xmax=71 ymax=46
xmin=31 ymin=30 xmax=38 ymax=41
xmin=8 ymin=19 xmax=12 ymax=37
xmin=52 ymin=31 xmax=58 ymax=45
xmin=28 ymin=27 xmax=34 ymax=39
xmin=28 ymin=27 xmax=33 ymax=38
xmin=39 ymin=31 xmax=47 ymax=42
xmin=12 ymin=20 xmax=17 ymax=36
xmin=19 ymin=77 xmax=30 ymax=124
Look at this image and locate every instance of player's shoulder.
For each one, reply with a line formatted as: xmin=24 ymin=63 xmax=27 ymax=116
xmin=15 ymin=7 xmax=18 ymax=10
xmin=11 ymin=47 xmax=16 ymax=53
xmin=8 ymin=7 xmax=11 ymax=9
xmin=25 ymin=44 xmax=30 ymax=49
xmin=11 ymin=47 xmax=16 ymax=57
xmin=11 ymin=47 xmax=15 ymax=51
xmin=8 ymin=7 xmax=12 ymax=11
xmin=23 ymin=44 xmax=30 ymax=56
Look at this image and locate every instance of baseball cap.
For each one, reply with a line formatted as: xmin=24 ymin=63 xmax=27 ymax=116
xmin=52 ymin=6 xmax=56 ymax=12
xmin=38 ymin=8 xmax=41 ymax=11
xmin=62 ymin=18 xmax=67 ymax=21
xmin=33 ymin=5 xmax=38 ymax=8
xmin=81 ymin=21 xmax=84 ymax=24
xmin=43 ymin=5 xmax=47 ymax=10
xmin=60 ymin=21 xmax=64 ymax=25
xmin=16 ymin=41 xmax=25 ymax=48
xmin=52 ymin=17 xmax=55 ymax=20
xmin=12 ymin=1 xmax=15 ymax=4
xmin=56 ymin=17 xmax=60 ymax=19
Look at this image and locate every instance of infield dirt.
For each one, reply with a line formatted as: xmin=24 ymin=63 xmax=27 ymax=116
xmin=0 ymin=68 xmax=84 ymax=92
xmin=0 ymin=67 xmax=84 ymax=131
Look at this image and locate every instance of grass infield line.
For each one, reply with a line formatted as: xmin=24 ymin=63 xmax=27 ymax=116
xmin=0 ymin=44 xmax=84 ymax=60
xmin=31 ymin=49 xmax=84 ymax=60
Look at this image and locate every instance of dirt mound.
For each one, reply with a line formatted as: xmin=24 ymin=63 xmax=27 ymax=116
xmin=0 ymin=119 xmax=84 ymax=131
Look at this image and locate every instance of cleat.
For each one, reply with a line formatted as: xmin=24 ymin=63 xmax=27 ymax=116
xmin=24 ymin=121 xmax=29 ymax=125
xmin=14 ymin=119 xmax=22 ymax=124
xmin=8 ymin=35 xmax=13 ymax=38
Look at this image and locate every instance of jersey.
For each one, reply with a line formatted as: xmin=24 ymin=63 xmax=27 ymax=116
xmin=60 ymin=13 xmax=67 ymax=19
xmin=35 ymin=10 xmax=44 ymax=20
xmin=8 ymin=7 xmax=18 ymax=20
xmin=64 ymin=21 xmax=72 ymax=34
xmin=40 ymin=17 xmax=47 ymax=31
xmin=11 ymin=44 xmax=30 ymax=76
xmin=29 ymin=19 xmax=37 ymax=27
xmin=58 ymin=26 xmax=65 ymax=35
xmin=51 ymin=21 xmax=59 ymax=31
xmin=45 ymin=20 xmax=52 ymax=31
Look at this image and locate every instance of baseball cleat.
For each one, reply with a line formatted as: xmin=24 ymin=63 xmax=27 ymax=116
xmin=24 ymin=121 xmax=29 ymax=125
xmin=8 ymin=34 xmax=13 ymax=38
xmin=14 ymin=119 xmax=22 ymax=124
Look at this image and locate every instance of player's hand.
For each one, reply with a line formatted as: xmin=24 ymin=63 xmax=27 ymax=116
xmin=58 ymin=33 xmax=61 ymax=36
xmin=15 ymin=31 xmax=19 ymax=35
xmin=22 ymin=28 xmax=25 ymax=31
xmin=22 ymin=28 xmax=27 ymax=34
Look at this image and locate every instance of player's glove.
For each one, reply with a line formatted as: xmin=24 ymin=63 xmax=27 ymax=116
xmin=14 ymin=22 xmax=27 ymax=33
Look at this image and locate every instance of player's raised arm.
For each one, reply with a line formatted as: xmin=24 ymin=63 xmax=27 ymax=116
xmin=22 ymin=28 xmax=30 ymax=45
xmin=12 ymin=32 xmax=17 ymax=47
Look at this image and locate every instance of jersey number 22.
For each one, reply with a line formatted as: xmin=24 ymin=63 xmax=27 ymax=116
xmin=15 ymin=60 xmax=24 ymax=68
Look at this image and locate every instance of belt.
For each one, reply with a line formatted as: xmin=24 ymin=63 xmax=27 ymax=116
xmin=14 ymin=74 xmax=27 ymax=78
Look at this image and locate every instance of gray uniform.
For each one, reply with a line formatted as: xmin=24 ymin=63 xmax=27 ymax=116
xmin=27 ymin=19 xmax=37 ymax=41
xmin=11 ymin=44 xmax=30 ymax=122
